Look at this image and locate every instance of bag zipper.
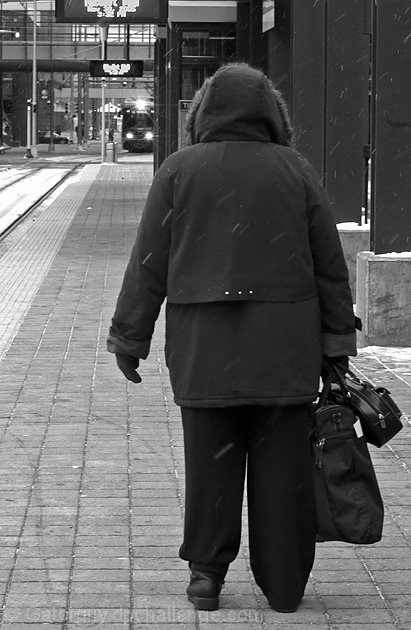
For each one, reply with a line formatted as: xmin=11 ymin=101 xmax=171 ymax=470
xmin=346 ymin=385 xmax=387 ymax=428
xmin=374 ymin=386 xmax=402 ymax=419
xmin=313 ymin=430 xmax=355 ymax=469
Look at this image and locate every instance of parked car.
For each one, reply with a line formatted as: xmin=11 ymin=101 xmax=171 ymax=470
xmin=38 ymin=131 xmax=70 ymax=144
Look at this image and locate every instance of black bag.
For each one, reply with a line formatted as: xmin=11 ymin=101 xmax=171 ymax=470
xmin=311 ymin=374 xmax=384 ymax=544
xmin=329 ymin=365 xmax=404 ymax=448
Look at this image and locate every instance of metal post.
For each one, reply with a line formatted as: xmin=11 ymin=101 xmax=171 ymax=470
xmin=25 ymin=99 xmax=33 ymax=158
xmin=77 ymin=72 xmax=82 ymax=147
xmin=126 ymin=24 xmax=130 ymax=60
xmin=101 ymin=79 xmax=106 ymax=163
xmin=48 ymin=11 xmax=54 ymax=152
xmin=48 ymin=75 xmax=55 ymax=152
xmin=99 ymin=24 xmax=108 ymax=163
xmin=83 ymin=74 xmax=89 ymax=145
xmin=99 ymin=25 xmax=108 ymax=60
xmin=31 ymin=0 xmax=37 ymax=157
xmin=69 ymin=73 xmax=74 ymax=143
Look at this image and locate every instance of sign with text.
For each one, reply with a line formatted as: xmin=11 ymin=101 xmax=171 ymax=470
xmin=55 ymin=0 xmax=167 ymax=24
xmin=90 ymin=61 xmax=144 ymax=76
xmin=262 ymin=0 xmax=275 ymax=32
xmin=178 ymin=100 xmax=192 ymax=150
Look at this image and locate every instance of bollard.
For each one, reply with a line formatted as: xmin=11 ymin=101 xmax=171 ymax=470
xmin=107 ymin=141 xmax=117 ymax=163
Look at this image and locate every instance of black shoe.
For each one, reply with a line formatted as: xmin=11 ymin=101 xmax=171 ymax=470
xmin=269 ymin=599 xmax=300 ymax=613
xmin=187 ymin=570 xmax=224 ymax=611
xmin=270 ymin=605 xmax=298 ymax=613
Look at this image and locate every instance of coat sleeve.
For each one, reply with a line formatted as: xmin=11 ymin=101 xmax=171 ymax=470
xmin=301 ymin=159 xmax=357 ymax=357
xmin=107 ymin=162 xmax=174 ymax=358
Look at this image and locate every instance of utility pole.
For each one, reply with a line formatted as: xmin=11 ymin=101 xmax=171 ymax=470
xmin=99 ymin=24 xmax=108 ymax=163
xmin=31 ymin=0 xmax=38 ymax=156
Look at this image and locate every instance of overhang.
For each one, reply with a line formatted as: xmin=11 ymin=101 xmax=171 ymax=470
xmin=168 ymin=1 xmax=237 ymax=23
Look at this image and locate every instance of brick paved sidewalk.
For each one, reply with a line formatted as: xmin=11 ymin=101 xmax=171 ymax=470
xmin=0 ymin=162 xmax=410 ymax=629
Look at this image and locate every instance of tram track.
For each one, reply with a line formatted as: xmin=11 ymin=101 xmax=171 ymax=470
xmin=0 ymin=163 xmax=84 ymax=242
xmin=0 ymin=165 xmax=44 ymax=193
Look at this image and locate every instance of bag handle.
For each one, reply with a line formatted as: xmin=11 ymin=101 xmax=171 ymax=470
xmin=319 ymin=362 xmax=351 ymax=407
xmin=341 ymin=367 xmax=366 ymax=386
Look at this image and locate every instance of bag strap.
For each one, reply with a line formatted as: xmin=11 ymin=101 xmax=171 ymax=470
xmin=319 ymin=363 xmax=351 ymax=407
xmin=318 ymin=370 xmax=336 ymax=406
xmin=332 ymin=363 xmax=350 ymax=392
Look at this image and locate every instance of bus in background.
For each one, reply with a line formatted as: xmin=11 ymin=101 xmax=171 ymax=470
xmin=121 ymin=99 xmax=154 ymax=152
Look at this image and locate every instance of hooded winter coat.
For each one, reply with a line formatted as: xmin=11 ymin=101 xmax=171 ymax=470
xmin=108 ymin=63 xmax=357 ymax=408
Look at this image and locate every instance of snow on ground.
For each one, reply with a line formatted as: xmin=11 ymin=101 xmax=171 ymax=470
xmin=337 ymin=221 xmax=370 ymax=231
xmin=359 ymin=346 xmax=411 ymax=360
xmin=0 ymin=168 xmax=70 ymax=233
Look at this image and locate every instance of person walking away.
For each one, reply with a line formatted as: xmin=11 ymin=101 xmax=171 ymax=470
xmin=107 ymin=63 xmax=358 ymax=613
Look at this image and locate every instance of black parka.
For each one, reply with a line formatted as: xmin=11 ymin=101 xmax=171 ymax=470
xmin=108 ymin=64 xmax=357 ymax=407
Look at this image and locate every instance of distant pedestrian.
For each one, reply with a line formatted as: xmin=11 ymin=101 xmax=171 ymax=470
xmin=76 ymin=122 xmax=84 ymax=144
xmin=107 ymin=63 xmax=357 ymax=613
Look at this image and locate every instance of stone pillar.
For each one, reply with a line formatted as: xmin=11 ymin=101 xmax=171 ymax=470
xmin=338 ymin=225 xmax=370 ymax=300
xmin=356 ymin=253 xmax=411 ymax=347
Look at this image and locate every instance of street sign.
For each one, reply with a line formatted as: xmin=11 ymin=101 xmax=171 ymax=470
xmin=90 ymin=61 xmax=144 ymax=77
xmin=55 ymin=0 xmax=167 ymax=24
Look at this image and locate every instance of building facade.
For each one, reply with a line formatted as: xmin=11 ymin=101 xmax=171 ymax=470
xmin=1 ymin=0 xmax=410 ymax=254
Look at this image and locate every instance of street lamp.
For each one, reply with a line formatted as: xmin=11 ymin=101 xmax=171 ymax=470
xmin=98 ymin=25 xmax=109 ymax=163
xmin=31 ymin=0 xmax=38 ymax=156
xmin=25 ymin=0 xmax=37 ymax=158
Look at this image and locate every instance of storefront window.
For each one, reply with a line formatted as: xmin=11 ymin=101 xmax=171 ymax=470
xmin=181 ymin=30 xmax=235 ymax=59
xmin=181 ymin=65 xmax=217 ymax=101
xmin=180 ymin=27 xmax=236 ymax=100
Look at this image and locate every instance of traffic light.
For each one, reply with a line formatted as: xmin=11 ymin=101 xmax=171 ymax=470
xmin=65 ymin=103 xmax=69 ymax=114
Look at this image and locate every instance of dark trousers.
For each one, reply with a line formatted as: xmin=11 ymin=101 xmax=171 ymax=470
xmin=179 ymin=405 xmax=316 ymax=610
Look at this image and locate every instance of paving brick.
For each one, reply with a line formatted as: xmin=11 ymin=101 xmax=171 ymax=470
xmin=325 ymin=626 xmax=398 ymax=630
xmin=68 ymin=593 xmax=130 ymax=608
xmin=2 ymin=607 xmax=66 ymax=624
xmin=7 ymin=582 xmax=67 ymax=595
xmin=327 ymin=608 xmax=394 ymax=624
xmin=1 ymin=625 xmax=62 ymax=630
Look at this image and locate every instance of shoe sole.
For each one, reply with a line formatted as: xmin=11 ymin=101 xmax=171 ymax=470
xmin=272 ymin=608 xmax=297 ymax=613
xmin=187 ymin=594 xmax=219 ymax=611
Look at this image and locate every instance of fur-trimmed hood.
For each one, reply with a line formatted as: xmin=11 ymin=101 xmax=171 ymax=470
xmin=185 ymin=63 xmax=294 ymax=146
